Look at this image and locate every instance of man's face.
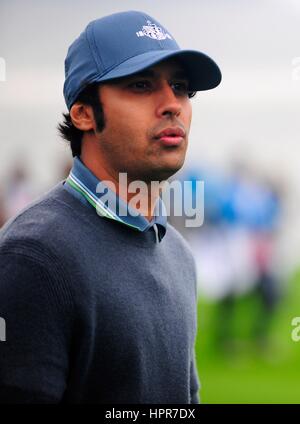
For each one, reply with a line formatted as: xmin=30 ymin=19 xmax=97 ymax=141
xmin=94 ymin=59 xmax=193 ymax=183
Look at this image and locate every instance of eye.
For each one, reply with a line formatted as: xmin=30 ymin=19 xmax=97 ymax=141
xmin=128 ymin=80 xmax=152 ymax=92
xmin=170 ymin=80 xmax=190 ymax=96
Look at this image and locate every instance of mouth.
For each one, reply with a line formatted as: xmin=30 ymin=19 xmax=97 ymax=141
xmin=154 ymin=127 xmax=186 ymax=147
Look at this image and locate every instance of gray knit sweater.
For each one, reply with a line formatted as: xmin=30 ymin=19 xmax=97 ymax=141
xmin=0 ymin=182 xmax=199 ymax=404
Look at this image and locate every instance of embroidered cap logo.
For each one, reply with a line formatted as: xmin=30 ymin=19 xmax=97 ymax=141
xmin=136 ymin=20 xmax=172 ymax=40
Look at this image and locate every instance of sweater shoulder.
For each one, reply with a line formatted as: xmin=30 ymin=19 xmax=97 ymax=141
xmin=165 ymin=222 xmax=195 ymax=258
xmin=165 ymin=222 xmax=197 ymax=276
xmin=0 ymin=182 xmax=78 ymax=258
xmin=0 ymin=183 xmax=77 ymax=311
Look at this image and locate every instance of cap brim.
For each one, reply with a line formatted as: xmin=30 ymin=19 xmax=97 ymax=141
xmin=91 ymin=49 xmax=222 ymax=91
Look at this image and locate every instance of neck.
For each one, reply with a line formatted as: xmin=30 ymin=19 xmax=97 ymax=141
xmin=80 ymin=154 xmax=163 ymax=222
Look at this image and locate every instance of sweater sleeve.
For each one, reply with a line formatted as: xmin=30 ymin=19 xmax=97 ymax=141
xmin=0 ymin=250 xmax=74 ymax=403
xmin=190 ymin=353 xmax=200 ymax=404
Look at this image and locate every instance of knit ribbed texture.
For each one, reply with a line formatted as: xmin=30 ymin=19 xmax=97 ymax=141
xmin=0 ymin=182 xmax=199 ymax=404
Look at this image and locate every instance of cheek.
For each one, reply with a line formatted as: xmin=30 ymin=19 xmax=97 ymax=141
xmin=101 ymin=105 xmax=148 ymax=157
xmin=184 ymin=102 xmax=192 ymax=130
xmin=105 ymin=102 xmax=149 ymax=141
xmin=105 ymin=100 xmax=135 ymax=126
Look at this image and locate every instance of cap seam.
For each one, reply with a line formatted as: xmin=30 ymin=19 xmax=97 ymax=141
xmin=85 ymin=23 xmax=103 ymax=74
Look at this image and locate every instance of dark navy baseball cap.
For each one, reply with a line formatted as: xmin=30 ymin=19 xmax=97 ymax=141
xmin=64 ymin=10 xmax=222 ymax=110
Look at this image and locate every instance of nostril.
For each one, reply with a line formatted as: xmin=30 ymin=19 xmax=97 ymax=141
xmin=162 ymin=110 xmax=181 ymax=117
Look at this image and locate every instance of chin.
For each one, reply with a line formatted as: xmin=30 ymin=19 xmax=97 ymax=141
xmin=146 ymin=162 xmax=185 ymax=182
xmin=162 ymin=156 xmax=185 ymax=176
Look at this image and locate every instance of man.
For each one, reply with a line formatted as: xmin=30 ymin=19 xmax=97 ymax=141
xmin=0 ymin=11 xmax=221 ymax=403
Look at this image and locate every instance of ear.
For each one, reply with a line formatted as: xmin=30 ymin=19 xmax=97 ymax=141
xmin=70 ymin=103 xmax=95 ymax=131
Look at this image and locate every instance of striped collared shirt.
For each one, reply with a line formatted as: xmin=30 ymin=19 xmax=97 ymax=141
xmin=63 ymin=157 xmax=167 ymax=242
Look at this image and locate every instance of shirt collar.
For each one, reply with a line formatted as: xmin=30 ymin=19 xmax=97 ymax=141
xmin=64 ymin=156 xmax=167 ymax=241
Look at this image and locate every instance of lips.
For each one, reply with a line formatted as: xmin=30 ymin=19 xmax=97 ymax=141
xmin=154 ymin=127 xmax=186 ymax=147
xmin=155 ymin=127 xmax=186 ymax=139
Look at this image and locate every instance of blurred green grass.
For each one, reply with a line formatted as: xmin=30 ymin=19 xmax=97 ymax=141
xmin=195 ymin=270 xmax=300 ymax=403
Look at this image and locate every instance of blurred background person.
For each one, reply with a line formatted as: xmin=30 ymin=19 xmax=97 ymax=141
xmin=175 ymin=162 xmax=284 ymax=354
xmin=2 ymin=162 xmax=37 ymax=223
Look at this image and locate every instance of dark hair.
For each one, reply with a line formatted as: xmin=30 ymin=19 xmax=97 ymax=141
xmin=188 ymin=91 xmax=197 ymax=98
xmin=58 ymin=83 xmax=105 ymax=157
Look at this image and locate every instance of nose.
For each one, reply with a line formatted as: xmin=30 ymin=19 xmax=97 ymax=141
xmin=155 ymin=82 xmax=182 ymax=119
